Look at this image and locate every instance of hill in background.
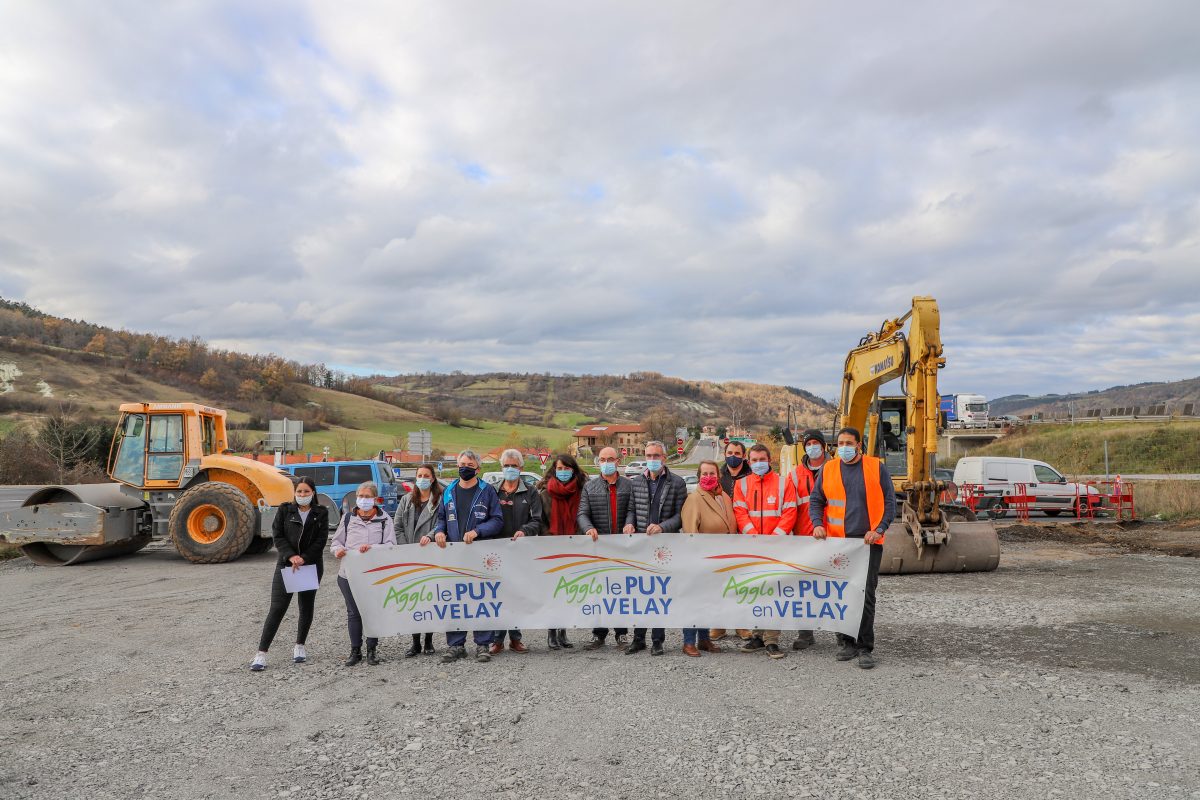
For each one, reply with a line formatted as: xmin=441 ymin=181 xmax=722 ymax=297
xmin=991 ymin=376 xmax=1200 ymax=417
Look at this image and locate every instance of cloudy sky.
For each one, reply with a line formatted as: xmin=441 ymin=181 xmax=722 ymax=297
xmin=2 ymin=1 xmax=1198 ymax=401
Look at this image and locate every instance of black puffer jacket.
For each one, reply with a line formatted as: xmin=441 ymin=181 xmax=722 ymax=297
xmin=577 ymin=475 xmax=636 ymax=535
xmin=629 ymin=467 xmax=688 ymax=532
xmin=271 ymin=502 xmax=330 ymax=576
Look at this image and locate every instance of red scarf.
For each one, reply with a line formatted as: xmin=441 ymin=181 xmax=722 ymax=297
xmin=546 ymin=477 xmax=582 ymax=535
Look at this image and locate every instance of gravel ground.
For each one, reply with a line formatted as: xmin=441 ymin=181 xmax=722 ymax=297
xmin=1 ymin=531 xmax=1197 ymax=800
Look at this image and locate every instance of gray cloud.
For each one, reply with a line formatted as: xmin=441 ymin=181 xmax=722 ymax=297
xmin=1 ymin=0 xmax=1199 ymax=402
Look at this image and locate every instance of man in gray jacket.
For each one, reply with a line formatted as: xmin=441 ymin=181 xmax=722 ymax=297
xmin=626 ymin=440 xmax=687 ymax=656
xmin=578 ymin=446 xmax=636 ymax=650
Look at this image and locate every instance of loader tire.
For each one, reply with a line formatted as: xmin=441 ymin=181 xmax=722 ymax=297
xmin=169 ymin=482 xmax=256 ymax=564
xmin=244 ymin=537 xmax=274 ymax=555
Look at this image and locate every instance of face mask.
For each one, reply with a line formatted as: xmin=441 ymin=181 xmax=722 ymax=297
xmin=699 ymin=475 xmax=719 ymax=492
xmin=725 ymin=455 xmax=744 ymax=469
xmin=645 ymin=459 xmax=663 ymax=473
xmin=750 ymin=461 xmax=771 ymax=476
xmin=295 ymin=493 xmax=313 ymax=506
xmin=356 ymin=497 xmax=376 ymax=511
xmin=805 ymin=444 xmax=824 ymax=460
xmin=837 ymin=445 xmax=858 ymax=463
xmin=415 ymin=478 xmax=432 ymax=491
xmin=555 ymin=469 xmax=574 ymax=483
xmin=502 ymin=466 xmax=520 ymax=481
xmin=599 ymin=462 xmax=617 ymax=476
xmin=458 ymin=466 xmax=478 ymax=481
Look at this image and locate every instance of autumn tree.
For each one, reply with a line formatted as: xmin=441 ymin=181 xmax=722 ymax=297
xmin=83 ymin=333 xmax=107 ymax=355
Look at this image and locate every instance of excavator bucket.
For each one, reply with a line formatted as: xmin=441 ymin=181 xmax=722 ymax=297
xmin=879 ymin=520 xmax=1000 ymax=574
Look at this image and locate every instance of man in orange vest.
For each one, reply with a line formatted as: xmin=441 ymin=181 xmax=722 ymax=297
xmin=811 ymin=427 xmax=895 ymax=670
xmin=785 ymin=428 xmax=827 ymax=651
xmin=733 ymin=443 xmax=798 ymax=659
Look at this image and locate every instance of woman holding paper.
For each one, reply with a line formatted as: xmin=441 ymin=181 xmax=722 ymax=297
xmin=249 ymin=477 xmax=330 ymax=672
xmin=332 ymin=481 xmax=395 ymax=667
xmin=394 ymin=464 xmax=440 ymax=657
xmin=678 ymin=460 xmax=737 ymax=658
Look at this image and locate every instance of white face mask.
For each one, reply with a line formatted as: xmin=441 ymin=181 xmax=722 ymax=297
xmin=356 ymin=497 xmax=376 ymax=511
xmin=295 ymin=493 xmax=313 ymax=506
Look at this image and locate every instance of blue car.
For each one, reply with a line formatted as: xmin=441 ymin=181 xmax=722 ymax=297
xmin=280 ymin=460 xmax=402 ymax=527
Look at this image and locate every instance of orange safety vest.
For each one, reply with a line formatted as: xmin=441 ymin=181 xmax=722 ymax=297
xmin=732 ymin=471 xmax=797 ymax=536
xmin=820 ymin=456 xmax=886 ymax=543
xmin=787 ymin=464 xmax=817 ymax=536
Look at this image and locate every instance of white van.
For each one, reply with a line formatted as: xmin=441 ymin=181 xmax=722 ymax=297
xmin=953 ymin=457 xmax=1099 ymax=518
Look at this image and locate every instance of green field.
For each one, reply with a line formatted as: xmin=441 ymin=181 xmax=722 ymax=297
xmin=954 ymin=420 xmax=1200 ymax=475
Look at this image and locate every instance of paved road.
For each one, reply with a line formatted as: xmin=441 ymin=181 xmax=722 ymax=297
xmin=679 ymin=437 xmax=720 ymax=465
xmin=0 ymin=485 xmax=34 ymax=513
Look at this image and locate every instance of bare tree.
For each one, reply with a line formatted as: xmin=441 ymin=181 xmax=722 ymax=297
xmin=333 ymin=429 xmax=357 ymax=460
xmin=36 ymin=403 xmax=102 ymax=483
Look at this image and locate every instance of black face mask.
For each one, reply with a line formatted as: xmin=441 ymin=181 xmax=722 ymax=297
xmin=725 ymin=456 xmax=744 ymax=469
xmin=458 ymin=466 xmax=478 ymax=481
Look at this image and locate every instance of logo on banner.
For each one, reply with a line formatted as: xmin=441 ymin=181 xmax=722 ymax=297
xmin=363 ymin=558 xmax=503 ymax=622
xmin=708 ymin=552 xmax=852 ymax=622
xmin=537 ymin=551 xmax=674 ymax=617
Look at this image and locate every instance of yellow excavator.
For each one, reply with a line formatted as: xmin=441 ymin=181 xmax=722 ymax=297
xmin=781 ymin=296 xmax=1000 ymax=574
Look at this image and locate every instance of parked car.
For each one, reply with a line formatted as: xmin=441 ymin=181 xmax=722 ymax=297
xmin=280 ymin=460 xmax=402 ymax=528
xmin=683 ymin=474 xmax=699 ymax=494
xmin=624 ymin=461 xmax=646 ymax=477
xmin=952 ymin=457 xmax=1100 ymax=518
xmin=481 ymin=471 xmax=543 ymax=490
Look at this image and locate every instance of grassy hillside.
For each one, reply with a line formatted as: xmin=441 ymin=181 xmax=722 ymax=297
xmin=953 ymin=420 xmax=1200 ymax=475
xmin=992 ymin=376 xmax=1200 ymax=417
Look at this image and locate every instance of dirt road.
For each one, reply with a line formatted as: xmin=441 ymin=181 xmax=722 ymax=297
xmin=1 ymin=529 xmax=1197 ymax=800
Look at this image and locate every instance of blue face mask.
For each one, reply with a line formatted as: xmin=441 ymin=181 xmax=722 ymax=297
xmin=502 ymin=466 xmax=520 ymax=481
xmin=415 ymin=477 xmax=432 ymax=491
xmin=599 ymin=462 xmax=617 ymax=476
xmin=837 ymin=445 xmax=857 ymax=463
xmin=805 ymin=444 xmax=824 ymax=460
xmin=645 ymin=459 xmax=663 ymax=473
xmin=750 ymin=461 xmax=771 ymax=476
xmin=555 ymin=469 xmax=574 ymax=483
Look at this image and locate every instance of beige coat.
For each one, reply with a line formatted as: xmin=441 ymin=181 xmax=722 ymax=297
xmin=681 ymin=489 xmax=738 ymax=534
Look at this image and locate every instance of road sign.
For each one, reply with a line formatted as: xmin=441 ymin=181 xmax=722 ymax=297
xmin=538 ymin=452 xmax=549 ymax=465
xmin=675 ymin=427 xmax=688 ymax=444
xmin=677 ymin=446 xmax=684 ymax=455
xmin=620 ymin=447 xmax=628 ymax=456
xmin=722 ymin=438 xmax=730 ymax=444
xmin=267 ymin=418 xmax=303 ymax=452
xmin=407 ymin=429 xmax=433 ymax=458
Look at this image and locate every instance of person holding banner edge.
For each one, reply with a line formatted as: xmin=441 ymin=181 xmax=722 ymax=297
xmin=489 ymin=448 xmax=543 ymax=655
xmin=627 ymin=440 xmax=687 ymax=656
xmin=423 ymin=450 xmax=504 ymax=664
xmin=810 ymin=427 xmax=896 ymax=670
xmin=579 ymin=446 xmax=636 ymax=650
xmin=249 ymin=476 xmax=329 ymax=672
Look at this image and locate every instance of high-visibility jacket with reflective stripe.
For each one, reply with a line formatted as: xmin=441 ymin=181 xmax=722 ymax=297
xmin=786 ymin=464 xmax=817 ymax=536
xmin=820 ymin=456 xmax=886 ymax=543
xmin=732 ymin=471 xmax=797 ymax=535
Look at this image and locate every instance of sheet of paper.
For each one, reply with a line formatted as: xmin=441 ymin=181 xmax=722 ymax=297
xmin=280 ymin=564 xmax=319 ymax=593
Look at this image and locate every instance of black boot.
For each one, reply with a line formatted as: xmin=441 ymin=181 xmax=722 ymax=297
xmin=405 ymin=635 xmax=421 ymax=658
xmin=547 ymin=630 xmax=561 ymax=650
xmin=344 ymin=647 xmax=362 ymax=667
xmin=422 ymin=633 xmax=436 ymax=654
xmin=366 ymin=645 xmax=381 ymax=666
xmin=558 ymin=629 xmax=574 ymax=649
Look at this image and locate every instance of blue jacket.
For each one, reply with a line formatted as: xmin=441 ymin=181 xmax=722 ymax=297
xmin=434 ymin=479 xmax=504 ymax=542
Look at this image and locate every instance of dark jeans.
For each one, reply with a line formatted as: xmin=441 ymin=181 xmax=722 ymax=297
xmin=447 ymin=630 xmax=493 ymax=648
xmin=682 ymin=628 xmax=711 ymax=646
xmin=632 ymin=627 xmax=665 ymax=644
xmin=592 ymin=627 xmax=628 ymax=639
xmin=258 ymin=566 xmax=321 ymax=652
xmin=837 ymin=543 xmax=883 ymax=653
xmin=492 ymin=629 xmax=522 ymax=643
xmin=337 ymin=576 xmax=377 ymax=650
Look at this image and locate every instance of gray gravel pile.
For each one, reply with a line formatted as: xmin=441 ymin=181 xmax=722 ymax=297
xmin=0 ymin=538 xmax=1197 ymax=799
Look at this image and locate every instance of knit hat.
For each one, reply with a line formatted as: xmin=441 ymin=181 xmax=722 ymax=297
xmin=801 ymin=428 xmax=826 ymax=446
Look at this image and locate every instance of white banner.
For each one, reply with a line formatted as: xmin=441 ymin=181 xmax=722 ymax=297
xmin=344 ymin=533 xmax=870 ymax=638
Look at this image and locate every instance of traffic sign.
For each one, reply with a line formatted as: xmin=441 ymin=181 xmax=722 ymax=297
xmin=407 ymin=429 xmax=433 ymax=458
xmin=538 ymin=452 xmax=550 ymax=465
xmin=677 ymin=446 xmax=684 ymax=455
xmin=676 ymin=437 xmax=684 ymax=445
xmin=620 ymin=447 xmax=628 ymax=456
xmin=722 ymin=438 xmax=730 ymax=444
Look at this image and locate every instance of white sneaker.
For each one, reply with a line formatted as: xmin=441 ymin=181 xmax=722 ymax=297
xmin=293 ymin=644 xmax=307 ymax=663
xmin=250 ymin=651 xmax=267 ymax=671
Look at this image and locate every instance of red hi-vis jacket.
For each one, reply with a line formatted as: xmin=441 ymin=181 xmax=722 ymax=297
xmin=786 ymin=464 xmax=818 ymax=536
xmin=732 ymin=471 xmax=798 ymax=535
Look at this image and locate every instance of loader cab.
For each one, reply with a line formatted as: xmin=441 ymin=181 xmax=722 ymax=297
xmin=107 ymin=403 xmax=226 ymax=489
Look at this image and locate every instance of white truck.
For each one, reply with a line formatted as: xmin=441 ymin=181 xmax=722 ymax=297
xmin=940 ymin=393 xmax=991 ymax=428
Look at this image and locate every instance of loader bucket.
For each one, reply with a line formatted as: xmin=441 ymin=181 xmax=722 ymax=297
xmin=2 ymin=484 xmax=151 ymax=566
xmin=879 ymin=521 xmax=1000 ymax=574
